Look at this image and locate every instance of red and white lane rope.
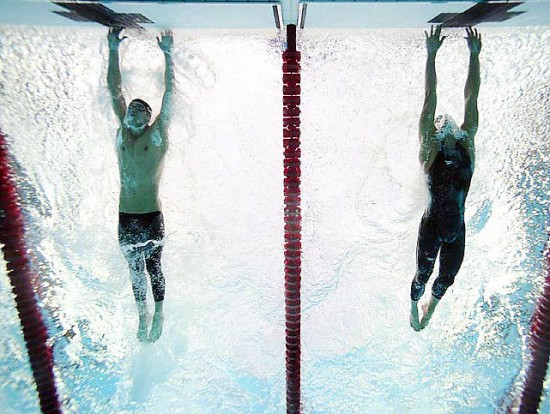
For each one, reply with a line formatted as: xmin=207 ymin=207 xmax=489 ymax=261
xmin=0 ymin=130 xmax=62 ymax=414
xmin=514 ymin=242 xmax=550 ymax=414
xmin=283 ymin=24 xmax=301 ymax=414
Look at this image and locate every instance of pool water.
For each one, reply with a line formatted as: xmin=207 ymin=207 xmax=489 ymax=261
xmin=1 ymin=26 xmax=550 ymax=413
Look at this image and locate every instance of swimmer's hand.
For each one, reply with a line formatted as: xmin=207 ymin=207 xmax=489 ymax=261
xmin=108 ymin=27 xmax=127 ymax=51
xmin=465 ymin=26 xmax=482 ymax=55
xmin=157 ymin=30 xmax=174 ymax=54
xmin=425 ymin=25 xmax=446 ymax=55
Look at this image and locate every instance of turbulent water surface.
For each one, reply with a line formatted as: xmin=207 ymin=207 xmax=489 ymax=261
xmin=1 ymin=26 xmax=550 ymax=413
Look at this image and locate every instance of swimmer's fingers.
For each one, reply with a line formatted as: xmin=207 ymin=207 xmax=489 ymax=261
xmin=465 ymin=26 xmax=474 ymax=43
xmin=425 ymin=25 xmax=445 ymax=53
xmin=476 ymin=31 xmax=482 ymax=50
xmin=465 ymin=26 xmax=481 ymax=40
xmin=434 ymin=25 xmax=445 ymax=43
xmin=158 ymin=29 xmax=173 ymax=39
xmin=108 ymin=26 xmax=124 ymax=38
xmin=157 ymin=30 xmax=174 ymax=51
xmin=108 ymin=27 xmax=127 ymax=49
xmin=465 ymin=26 xmax=482 ymax=53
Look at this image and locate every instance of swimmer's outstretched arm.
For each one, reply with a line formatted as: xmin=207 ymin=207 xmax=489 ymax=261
xmin=156 ymin=30 xmax=174 ymax=139
xmin=107 ymin=27 xmax=127 ymax=123
xmin=461 ymin=26 xmax=481 ymax=168
xmin=419 ymin=25 xmax=446 ymax=172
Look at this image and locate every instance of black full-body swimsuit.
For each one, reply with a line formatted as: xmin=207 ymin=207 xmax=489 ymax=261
xmin=411 ymin=140 xmax=473 ymax=301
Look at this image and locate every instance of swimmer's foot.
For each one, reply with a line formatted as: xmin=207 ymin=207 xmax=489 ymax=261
xmin=148 ymin=312 xmax=164 ymax=342
xmin=410 ymin=300 xmax=421 ymax=332
xmin=420 ymin=295 xmax=440 ymax=329
xmin=137 ymin=312 xmax=150 ymax=342
xmin=420 ymin=303 xmax=432 ymax=329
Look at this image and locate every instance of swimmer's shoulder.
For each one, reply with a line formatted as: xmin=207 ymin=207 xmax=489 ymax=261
xmin=148 ymin=118 xmax=169 ymax=150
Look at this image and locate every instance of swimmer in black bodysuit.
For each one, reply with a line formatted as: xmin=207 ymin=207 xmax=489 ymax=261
xmin=410 ymin=26 xmax=482 ymax=331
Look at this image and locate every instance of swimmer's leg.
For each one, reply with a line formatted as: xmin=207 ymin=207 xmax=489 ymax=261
xmin=420 ymin=295 xmax=440 ymax=329
xmin=411 ymin=214 xmax=440 ymax=331
xmin=122 ymin=246 xmax=150 ymax=342
xmin=145 ymin=245 xmax=165 ymax=342
xmin=149 ymin=301 xmax=164 ymax=343
xmin=421 ymin=221 xmax=465 ymax=329
xmin=410 ymin=301 xmax=421 ymax=332
xmin=136 ymin=300 xmax=150 ymax=343
xmin=145 ymin=243 xmax=165 ymax=303
xmin=145 ymin=215 xmax=165 ymax=342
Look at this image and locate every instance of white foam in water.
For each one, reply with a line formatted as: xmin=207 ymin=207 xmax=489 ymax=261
xmin=0 ymin=25 xmax=550 ymax=413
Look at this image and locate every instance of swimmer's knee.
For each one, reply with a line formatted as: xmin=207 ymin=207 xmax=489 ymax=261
xmin=132 ymin=286 xmax=147 ymax=302
xmin=431 ymin=284 xmax=447 ymax=300
xmin=145 ymin=259 xmax=162 ymax=276
xmin=148 ymin=267 xmax=165 ymax=302
xmin=411 ymin=278 xmax=426 ymax=301
xmin=411 ymin=268 xmax=432 ymax=300
xmin=129 ymin=262 xmax=145 ymax=277
xmin=415 ymin=268 xmax=431 ymax=285
xmin=441 ymin=231 xmax=459 ymax=244
xmin=440 ymin=220 xmax=464 ymax=244
xmin=432 ymin=274 xmax=456 ymax=299
xmin=151 ymin=278 xmax=165 ymax=302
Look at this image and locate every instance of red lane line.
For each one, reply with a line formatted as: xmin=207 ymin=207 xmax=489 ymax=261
xmin=0 ymin=130 xmax=62 ymax=414
xmin=513 ymin=246 xmax=550 ymax=413
xmin=283 ymin=24 xmax=301 ymax=414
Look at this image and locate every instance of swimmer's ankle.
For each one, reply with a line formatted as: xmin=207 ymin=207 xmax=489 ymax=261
xmin=428 ymin=295 xmax=440 ymax=310
xmin=136 ymin=300 xmax=148 ymax=317
xmin=154 ymin=300 xmax=164 ymax=315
